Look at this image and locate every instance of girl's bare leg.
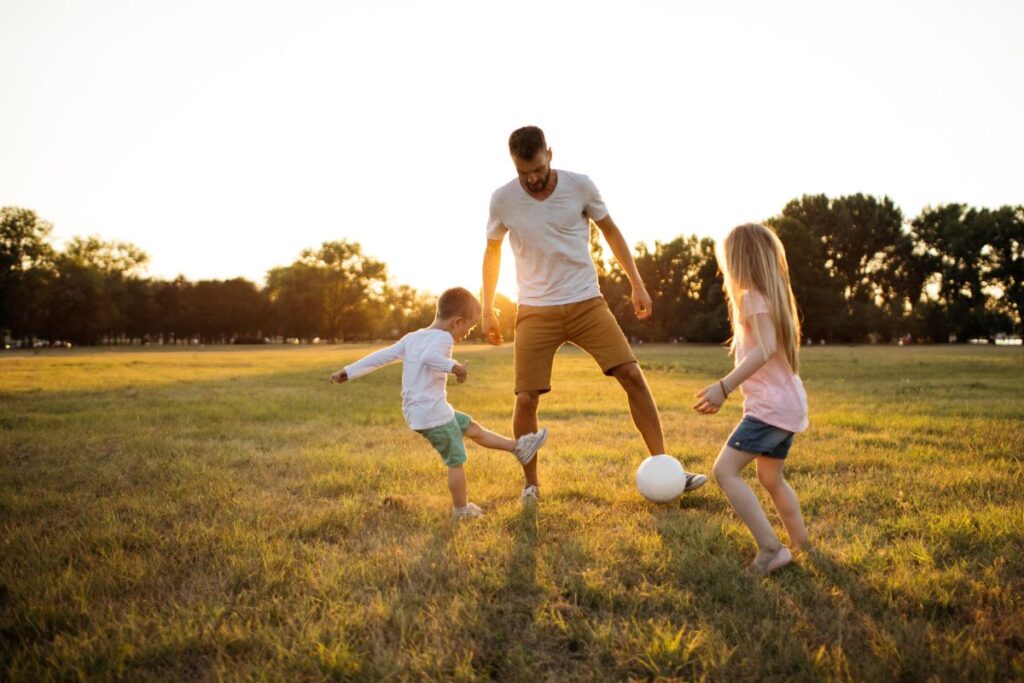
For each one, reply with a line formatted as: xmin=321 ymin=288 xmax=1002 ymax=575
xmin=756 ymin=456 xmax=809 ymax=550
xmin=713 ymin=446 xmax=782 ymax=563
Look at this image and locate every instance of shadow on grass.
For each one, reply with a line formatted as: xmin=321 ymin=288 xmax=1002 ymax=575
xmin=471 ymin=503 xmax=544 ymax=678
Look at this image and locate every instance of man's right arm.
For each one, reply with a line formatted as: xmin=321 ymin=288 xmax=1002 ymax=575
xmin=481 ymin=237 xmax=504 ymax=345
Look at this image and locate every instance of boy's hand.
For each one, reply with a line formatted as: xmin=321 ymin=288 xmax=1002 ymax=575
xmin=693 ymin=381 xmax=726 ymax=414
xmin=452 ymin=361 xmax=468 ymax=384
xmin=329 ymin=369 xmax=348 ymax=384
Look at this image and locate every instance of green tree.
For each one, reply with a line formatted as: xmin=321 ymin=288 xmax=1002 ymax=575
xmin=379 ymin=284 xmax=435 ymax=338
xmin=779 ymin=194 xmax=919 ymax=341
xmin=599 ymin=234 xmax=726 ymax=343
xmin=988 ymin=205 xmax=1024 ymax=337
xmin=153 ymin=276 xmax=196 ymax=343
xmin=0 ymin=207 xmax=55 ymax=343
xmin=266 ymin=241 xmax=388 ymax=341
xmin=910 ymin=205 xmax=1003 ymax=342
xmin=768 ymin=215 xmax=845 ymax=343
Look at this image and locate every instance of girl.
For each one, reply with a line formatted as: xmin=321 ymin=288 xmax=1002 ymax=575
xmin=694 ymin=223 xmax=809 ymax=576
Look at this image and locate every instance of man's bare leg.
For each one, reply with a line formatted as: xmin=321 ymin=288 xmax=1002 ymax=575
xmin=611 ymin=362 xmax=665 ymax=455
xmin=513 ymin=390 xmax=541 ymax=488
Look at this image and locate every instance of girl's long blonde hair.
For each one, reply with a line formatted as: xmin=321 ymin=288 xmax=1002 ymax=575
xmin=718 ymin=223 xmax=801 ymax=373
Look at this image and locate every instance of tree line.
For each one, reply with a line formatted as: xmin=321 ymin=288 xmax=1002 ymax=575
xmin=1 ymin=196 xmax=1021 ymax=347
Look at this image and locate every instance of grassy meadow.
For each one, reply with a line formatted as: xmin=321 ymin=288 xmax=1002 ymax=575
xmin=1 ymin=342 xmax=1022 ymax=681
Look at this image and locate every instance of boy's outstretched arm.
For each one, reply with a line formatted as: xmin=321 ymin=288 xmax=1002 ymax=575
xmin=330 ymin=338 xmax=406 ymax=383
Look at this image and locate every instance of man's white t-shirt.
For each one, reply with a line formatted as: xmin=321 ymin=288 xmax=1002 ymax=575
xmin=487 ymin=170 xmax=609 ymax=306
xmin=343 ymin=328 xmax=458 ymax=431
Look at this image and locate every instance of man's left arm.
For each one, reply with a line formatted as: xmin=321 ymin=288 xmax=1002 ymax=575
xmin=594 ymin=214 xmax=652 ymax=320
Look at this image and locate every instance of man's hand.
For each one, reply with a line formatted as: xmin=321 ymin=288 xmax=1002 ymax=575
xmin=693 ymin=381 xmax=726 ymax=414
xmin=481 ymin=310 xmax=503 ymax=346
xmin=632 ymin=285 xmax=653 ymax=320
xmin=452 ymin=361 xmax=469 ymax=384
xmin=329 ymin=369 xmax=348 ymax=384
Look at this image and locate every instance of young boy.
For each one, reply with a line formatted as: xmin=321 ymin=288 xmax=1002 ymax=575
xmin=330 ymin=287 xmax=548 ymax=519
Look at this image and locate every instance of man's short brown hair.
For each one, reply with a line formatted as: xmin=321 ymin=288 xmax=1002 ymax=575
xmin=509 ymin=126 xmax=547 ymax=160
xmin=437 ymin=287 xmax=481 ymax=320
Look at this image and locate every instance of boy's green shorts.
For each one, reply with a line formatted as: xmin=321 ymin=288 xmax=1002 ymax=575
xmin=416 ymin=411 xmax=471 ymax=467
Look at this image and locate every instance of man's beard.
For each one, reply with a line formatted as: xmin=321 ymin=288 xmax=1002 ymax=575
xmin=526 ymin=168 xmax=551 ymax=193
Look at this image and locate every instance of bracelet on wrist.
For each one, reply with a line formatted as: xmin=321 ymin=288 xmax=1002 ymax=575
xmin=718 ymin=379 xmax=730 ymax=398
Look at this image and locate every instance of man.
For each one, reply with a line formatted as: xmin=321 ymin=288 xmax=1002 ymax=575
xmin=481 ymin=125 xmax=707 ymax=503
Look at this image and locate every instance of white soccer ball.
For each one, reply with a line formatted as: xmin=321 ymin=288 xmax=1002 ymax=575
xmin=636 ymin=454 xmax=688 ymax=503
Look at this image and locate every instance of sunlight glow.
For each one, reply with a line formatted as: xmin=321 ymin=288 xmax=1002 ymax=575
xmin=1 ymin=0 xmax=1021 ymax=297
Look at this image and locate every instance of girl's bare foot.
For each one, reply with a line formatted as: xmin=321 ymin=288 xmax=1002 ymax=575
xmin=746 ymin=546 xmax=793 ymax=576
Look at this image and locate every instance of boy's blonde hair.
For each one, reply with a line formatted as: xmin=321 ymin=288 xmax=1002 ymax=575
xmin=718 ymin=223 xmax=801 ymax=373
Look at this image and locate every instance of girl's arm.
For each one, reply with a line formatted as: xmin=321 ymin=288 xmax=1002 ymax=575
xmin=336 ymin=338 xmax=406 ymax=382
xmin=694 ymin=312 xmax=776 ymax=413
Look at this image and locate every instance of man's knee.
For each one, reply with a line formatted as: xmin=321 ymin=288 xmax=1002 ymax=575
xmin=514 ymin=390 xmax=541 ymax=414
xmin=612 ymin=362 xmax=647 ymax=390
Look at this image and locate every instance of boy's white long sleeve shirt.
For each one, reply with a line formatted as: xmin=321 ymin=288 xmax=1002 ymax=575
xmin=343 ymin=328 xmax=458 ymax=431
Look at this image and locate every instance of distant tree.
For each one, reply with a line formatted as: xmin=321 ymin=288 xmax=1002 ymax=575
xmin=599 ymin=234 xmax=726 ymax=343
xmin=779 ymin=194 xmax=919 ymax=341
xmin=682 ymin=236 xmax=729 ymax=344
xmin=988 ymin=205 xmax=1024 ymax=337
xmin=43 ymin=257 xmax=114 ymax=345
xmin=117 ymin=277 xmax=159 ymax=343
xmin=266 ymin=262 xmax=322 ymax=341
xmin=0 ymin=207 xmax=55 ymax=342
xmin=36 ymin=236 xmax=148 ymax=345
xmin=910 ymin=204 xmax=1005 ymax=342
xmin=768 ymin=215 xmax=844 ymax=343
xmin=266 ymin=240 xmax=388 ymax=341
xmin=379 ymin=284 xmax=435 ymax=338
xmin=153 ymin=276 xmax=196 ymax=343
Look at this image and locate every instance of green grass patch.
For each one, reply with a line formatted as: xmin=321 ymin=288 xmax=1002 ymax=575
xmin=2 ymin=344 xmax=1022 ymax=680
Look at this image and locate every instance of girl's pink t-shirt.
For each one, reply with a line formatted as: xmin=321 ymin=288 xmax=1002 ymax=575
xmin=735 ymin=291 xmax=809 ymax=433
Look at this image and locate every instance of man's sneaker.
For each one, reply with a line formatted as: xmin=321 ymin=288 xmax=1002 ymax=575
xmin=453 ymin=502 xmax=484 ymax=520
xmin=684 ymin=472 xmax=708 ymax=493
xmin=513 ymin=428 xmax=548 ymax=466
xmin=520 ymin=485 xmax=540 ymax=505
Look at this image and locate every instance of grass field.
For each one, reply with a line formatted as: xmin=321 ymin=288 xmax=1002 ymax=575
xmin=1 ymin=343 xmax=1022 ymax=681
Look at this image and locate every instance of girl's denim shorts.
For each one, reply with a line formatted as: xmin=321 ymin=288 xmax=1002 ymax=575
xmin=727 ymin=415 xmax=795 ymax=459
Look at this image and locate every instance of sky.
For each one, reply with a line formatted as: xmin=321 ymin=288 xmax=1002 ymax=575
xmin=1 ymin=0 xmax=1022 ymax=298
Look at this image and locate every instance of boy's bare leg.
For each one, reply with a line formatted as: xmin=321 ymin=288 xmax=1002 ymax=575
xmin=513 ymin=391 xmax=541 ymax=487
xmin=465 ymin=420 xmax=516 ymax=452
xmin=448 ymin=465 xmax=468 ymax=509
xmin=756 ymin=457 xmax=809 ymax=550
xmin=611 ymin=362 xmax=665 ymax=455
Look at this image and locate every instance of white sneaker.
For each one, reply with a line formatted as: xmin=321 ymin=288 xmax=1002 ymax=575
xmin=513 ymin=427 xmax=548 ymax=466
xmin=684 ymin=472 xmax=708 ymax=493
xmin=453 ymin=502 xmax=484 ymax=519
xmin=520 ymin=485 xmax=540 ymax=505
